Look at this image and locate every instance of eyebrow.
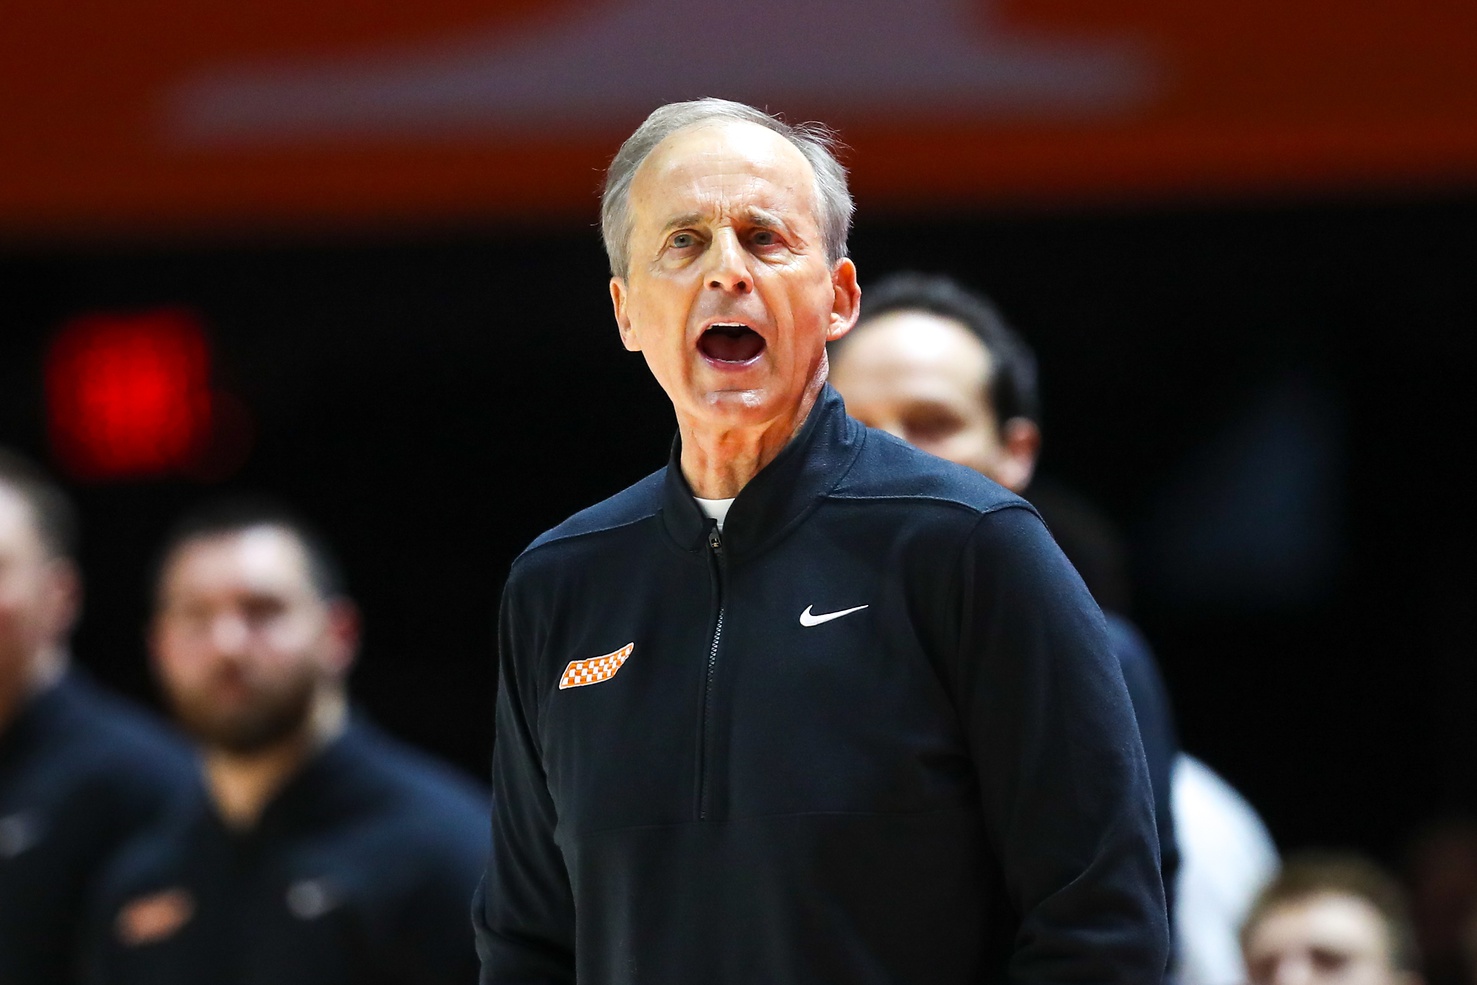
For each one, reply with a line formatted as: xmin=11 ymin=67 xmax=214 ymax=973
xmin=659 ymin=207 xmax=794 ymax=238
xmin=660 ymin=212 xmax=706 ymax=237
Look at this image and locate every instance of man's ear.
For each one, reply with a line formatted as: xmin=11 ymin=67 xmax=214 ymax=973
xmin=41 ymin=557 xmax=81 ymax=641
xmin=610 ymin=278 xmax=641 ymax=352
xmin=826 ymin=258 xmax=861 ymax=343
xmin=996 ymin=417 xmax=1043 ymax=493
xmin=323 ymin=598 xmax=360 ymax=677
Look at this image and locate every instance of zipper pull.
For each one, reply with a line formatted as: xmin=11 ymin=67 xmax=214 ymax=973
xmin=708 ymin=527 xmax=723 ymax=552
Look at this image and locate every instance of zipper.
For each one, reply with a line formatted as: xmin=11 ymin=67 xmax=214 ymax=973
xmin=698 ymin=524 xmax=726 ymax=820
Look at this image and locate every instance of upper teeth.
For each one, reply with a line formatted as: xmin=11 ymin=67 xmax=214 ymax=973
xmin=711 ymin=323 xmax=745 ymax=330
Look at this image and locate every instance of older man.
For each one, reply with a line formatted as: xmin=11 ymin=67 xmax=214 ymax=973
xmin=82 ymin=500 xmax=488 ymax=985
xmin=0 ymin=449 xmax=195 ymax=985
xmin=475 ymin=98 xmax=1168 ymax=984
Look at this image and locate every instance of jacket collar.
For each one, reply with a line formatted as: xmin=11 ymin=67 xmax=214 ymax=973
xmin=660 ymin=384 xmax=864 ymax=560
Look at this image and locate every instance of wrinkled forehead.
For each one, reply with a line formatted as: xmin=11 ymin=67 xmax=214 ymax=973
xmin=630 ymin=119 xmax=821 ymax=228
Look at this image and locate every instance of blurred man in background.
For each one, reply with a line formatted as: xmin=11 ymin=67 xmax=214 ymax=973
xmin=82 ymin=499 xmax=487 ymax=985
xmin=0 ymin=448 xmax=196 ymax=985
xmin=829 ymin=271 xmax=1280 ymax=984
xmin=1241 ymin=852 xmax=1423 ymax=985
xmin=827 ymin=271 xmax=1181 ymax=898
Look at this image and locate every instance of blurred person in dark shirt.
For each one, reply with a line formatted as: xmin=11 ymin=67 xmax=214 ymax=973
xmin=1241 ymin=852 xmax=1422 ymax=985
xmin=81 ymin=498 xmax=488 ymax=985
xmin=0 ymin=448 xmax=196 ymax=985
xmin=827 ymin=271 xmax=1181 ymax=906
xmin=829 ymin=273 xmax=1285 ymax=985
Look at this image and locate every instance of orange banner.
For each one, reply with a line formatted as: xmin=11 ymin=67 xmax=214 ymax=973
xmin=3 ymin=0 xmax=1476 ymax=239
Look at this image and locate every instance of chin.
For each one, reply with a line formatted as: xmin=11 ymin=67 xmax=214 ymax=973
xmin=698 ymin=386 xmax=776 ymax=422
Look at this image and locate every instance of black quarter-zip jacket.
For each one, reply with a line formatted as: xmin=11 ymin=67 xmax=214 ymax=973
xmin=475 ymin=386 xmax=1169 ymax=984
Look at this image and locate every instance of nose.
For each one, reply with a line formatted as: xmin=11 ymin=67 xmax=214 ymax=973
xmin=704 ymin=229 xmax=751 ymax=295
xmin=1267 ymin=957 xmax=1312 ymax=985
xmin=207 ymin=612 xmax=250 ymax=660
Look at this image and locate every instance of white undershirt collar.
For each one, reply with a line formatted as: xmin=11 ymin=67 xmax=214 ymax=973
xmin=693 ymin=496 xmax=736 ymax=531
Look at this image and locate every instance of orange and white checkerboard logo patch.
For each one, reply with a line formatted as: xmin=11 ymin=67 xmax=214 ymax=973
xmin=559 ymin=643 xmax=635 ymax=690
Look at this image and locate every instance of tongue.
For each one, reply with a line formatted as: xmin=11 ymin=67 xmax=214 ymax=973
xmin=701 ymin=327 xmax=765 ymax=363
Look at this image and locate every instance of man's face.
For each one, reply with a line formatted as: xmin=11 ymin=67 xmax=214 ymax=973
xmin=0 ymin=487 xmax=71 ymax=698
xmin=829 ymin=310 xmax=1013 ymax=483
xmin=610 ymin=120 xmax=859 ymax=431
xmin=1244 ymin=893 xmax=1410 ymax=985
xmin=151 ymin=526 xmax=352 ymax=754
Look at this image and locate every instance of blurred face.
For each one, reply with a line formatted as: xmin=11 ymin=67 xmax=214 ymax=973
xmin=1244 ymin=894 xmax=1409 ymax=985
xmin=152 ymin=526 xmax=352 ymax=755
xmin=0 ymin=486 xmax=72 ymax=699
xmin=611 ymin=120 xmax=859 ymax=431
xmin=829 ymin=310 xmax=1010 ymax=480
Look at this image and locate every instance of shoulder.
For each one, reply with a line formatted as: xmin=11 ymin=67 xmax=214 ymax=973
xmin=1103 ymin=613 xmax=1158 ymax=674
xmin=1173 ymin=754 xmax=1278 ymax=873
xmin=71 ymin=677 xmax=192 ymax=760
xmin=820 ymin=429 xmax=1064 ymax=594
xmin=516 ymin=467 xmax=666 ymax=562
xmin=1173 ymin=756 xmax=1272 ymax=841
xmin=830 ymin=426 xmax=1033 ymax=520
xmin=46 ymin=674 xmax=197 ymax=795
xmin=315 ymin=727 xmax=490 ymax=894
xmin=341 ymin=724 xmax=489 ymax=843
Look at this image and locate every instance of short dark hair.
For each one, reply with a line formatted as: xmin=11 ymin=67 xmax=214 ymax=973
xmin=0 ymin=447 xmax=79 ymax=559
xmin=850 ymin=272 xmax=1041 ymax=426
xmin=1242 ymin=851 xmax=1420 ymax=973
xmin=154 ymin=496 xmax=347 ymax=601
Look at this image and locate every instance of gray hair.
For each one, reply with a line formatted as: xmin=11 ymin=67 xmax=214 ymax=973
xmin=600 ymin=98 xmax=854 ymax=278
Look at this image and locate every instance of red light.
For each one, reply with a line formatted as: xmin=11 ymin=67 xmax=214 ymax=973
xmin=46 ymin=309 xmax=214 ymax=480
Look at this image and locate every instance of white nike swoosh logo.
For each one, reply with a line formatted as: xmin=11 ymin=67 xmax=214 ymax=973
xmin=799 ymin=604 xmax=869 ymax=627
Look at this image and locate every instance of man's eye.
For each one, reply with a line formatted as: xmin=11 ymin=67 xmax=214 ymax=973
xmin=1310 ymin=949 xmax=1349 ymax=972
xmin=751 ymin=230 xmax=777 ymax=247
xmin=241 ymin=597 xmax=287 ymax=626
xmin=906 ymin=414 xmax=963 ymax=443
xmin=669 ymin=232 xmax=696 ymax=249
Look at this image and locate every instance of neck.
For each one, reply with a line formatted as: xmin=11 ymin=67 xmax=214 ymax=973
xmin=678 ymin=371 xmax=826 ymax=499
xmin=0 ymin=644 xmax=68 ymax=734
xmin=203 ymin=690 xmax=347 ymax=830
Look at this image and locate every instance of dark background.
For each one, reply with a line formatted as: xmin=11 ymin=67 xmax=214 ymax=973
xmin=2 ymin=192 xmax=1474 ymax=861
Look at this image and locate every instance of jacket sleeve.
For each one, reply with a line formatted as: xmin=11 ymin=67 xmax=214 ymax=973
xmin=954 ymin=505 xmax=1170 ymax=983
xmin=473 ymin=572 xmax=577 ymax=984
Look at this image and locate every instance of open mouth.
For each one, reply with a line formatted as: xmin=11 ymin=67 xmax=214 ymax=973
xmin=698 ymin=323 xmax=766 ymax=364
